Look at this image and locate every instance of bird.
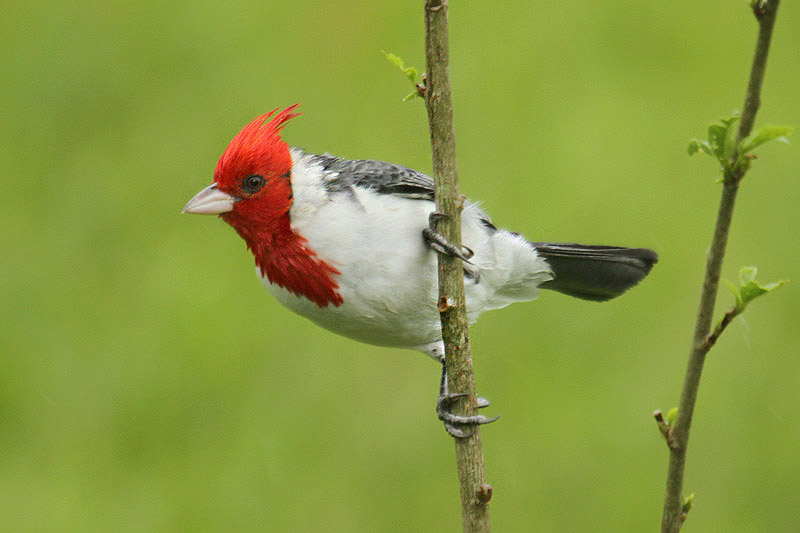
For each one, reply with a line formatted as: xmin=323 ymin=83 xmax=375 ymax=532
xmin=183 ymin=104 xmax=658 ymax=436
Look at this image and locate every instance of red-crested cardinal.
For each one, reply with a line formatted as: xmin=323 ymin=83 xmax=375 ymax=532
xmin=183 ymin=105 xmax=657 ymax=436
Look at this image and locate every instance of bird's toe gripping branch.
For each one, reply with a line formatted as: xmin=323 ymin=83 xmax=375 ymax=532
xmin=423 ymin=212 xmax=474 ymax=263
xmin=437 ymin=362 xmax=499 ymax=438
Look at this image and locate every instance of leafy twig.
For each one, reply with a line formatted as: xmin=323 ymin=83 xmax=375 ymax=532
xmin=659 ymin=2 xmax=784 ymax=531
xmin=382 ymin=51 xmax=426 ymax=100
xmin=700 ymin=267 xmax=787 ymax=352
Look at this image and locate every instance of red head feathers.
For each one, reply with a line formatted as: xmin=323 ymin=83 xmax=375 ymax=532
xmin=214 ymin=104 xmax=301 ymax=189
xmin=211 ymin=104 xmax=343 ymax=308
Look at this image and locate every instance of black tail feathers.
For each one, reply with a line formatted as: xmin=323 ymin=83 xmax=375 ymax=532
xmin=532 ymin=242 xmax=658 ymax=302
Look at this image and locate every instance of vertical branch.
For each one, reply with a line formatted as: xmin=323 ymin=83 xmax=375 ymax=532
xmin=423 ymin=1 xmax=491 ymax=531
xmin=735 ymin=1 xmax=781 ymax=148
xmin=660 ymin=2 xmax=781 ymax=532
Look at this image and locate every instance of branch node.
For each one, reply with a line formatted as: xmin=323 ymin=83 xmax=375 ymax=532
xmin=681 ymin=493 xmax=695 ymax=521
xmin=438 ymin=296 xmax=454 ymax=313
xmin=698 ymin=306 xmax=739 ymax=352
xmin=476 ymin=483 xmax=493 ymax=505
xmin=653 ymin=410 xmax=678 ymax=448
xmin=751 ymin=0 xmax=767 ymax=19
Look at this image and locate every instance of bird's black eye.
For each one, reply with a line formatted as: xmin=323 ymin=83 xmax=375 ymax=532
xmin=242 ymin=174 xmax=265 ymax=194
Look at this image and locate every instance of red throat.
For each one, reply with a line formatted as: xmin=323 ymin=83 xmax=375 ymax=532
xmin=230 ymin=211 xmax=343 ymax=308
xmin=215 ymin=105 xmax=343 ymax=308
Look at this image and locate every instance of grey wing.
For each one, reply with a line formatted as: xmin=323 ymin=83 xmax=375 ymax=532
xmin=311 ymin=154 xmax=436 ymax=200
xmin=309 ymin=153 xmax=498 ymax=233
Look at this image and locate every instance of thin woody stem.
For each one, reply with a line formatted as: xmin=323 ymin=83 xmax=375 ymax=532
xmin=660 ymin=2 xmax=781 ymax=531
xmin=423 ymin=1 xmax=492 ymax=531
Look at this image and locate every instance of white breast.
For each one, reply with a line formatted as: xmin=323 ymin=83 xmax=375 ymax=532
xmin=260 ymin=151 xmax=552 ymax=353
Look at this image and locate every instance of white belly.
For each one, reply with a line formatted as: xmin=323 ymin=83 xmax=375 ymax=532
xmin=265 ymin=190 xmax=444 ymax=349
xmin=262 ymin=188 xmax=551 ymax=352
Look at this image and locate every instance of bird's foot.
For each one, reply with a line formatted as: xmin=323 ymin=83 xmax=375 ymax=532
xmin=423 ymin=212 xmax=474 ymax=263
xmin=438 ymin=393 xmax=499 ymax=438
xmin=437 ymin=362 xmax=499 ymax=438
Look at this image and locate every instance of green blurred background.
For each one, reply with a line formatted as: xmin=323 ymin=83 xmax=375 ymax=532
xmin=2 ymin=1 xmax=798 ymax=531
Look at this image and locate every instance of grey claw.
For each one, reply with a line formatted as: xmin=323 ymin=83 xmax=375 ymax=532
xmin=423 ymin=228 xmax=474 ymax=263
xmin=437 ymin=391 xmax=500 ymax=435
xmin=436 ymin=361 xmax=499 ymax=438
xmin=439 ymin=411 xmax=501 ymax=426
xmin=444 ymin=423 xmax=473 ymax=438
xmin=439 ymin=392 xmax=491 ymax=410
xmin=428 ymin=212 xmax=447 ymax=227
xmin=423 ymin=211 xmax=474 ymax=264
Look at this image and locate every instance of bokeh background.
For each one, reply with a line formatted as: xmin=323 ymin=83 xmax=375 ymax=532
xmin=2 ymin=1 xmax=798 ymax=531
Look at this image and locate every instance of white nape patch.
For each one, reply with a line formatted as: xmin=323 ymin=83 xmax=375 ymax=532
xmin=287 ymin=149 xmax=331 ymax=222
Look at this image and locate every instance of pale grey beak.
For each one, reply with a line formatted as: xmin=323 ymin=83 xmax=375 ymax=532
xmin=182 ymin=184 xmax=235 ymax=215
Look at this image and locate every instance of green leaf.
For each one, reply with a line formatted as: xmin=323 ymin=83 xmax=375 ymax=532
xmin=690 ymin=114 xmax=792 ymax=180
xmin=699 ymin=114 xmax=739 ymax=165
xmin=382 ymin=50 xmax=405 ymax=70
xmin=723 ymin=279 xmax=743 ymax=309
xmin=682 ymin=493 xmax=695 ymax=514
xmin=666 ymin=407 xmax=678 ymax=426
xmin=688 ymin=139 xmax=712 ymax=156
xmin=738 ymin=266 xmax=757 ymax=285
xmin=382 ymin=50 xmax=419 ymax=84
xmin=722 ymin=116 xmax=739 ymax=163
xmin=740 ymin=125 xmax=793 ymax=155
xmin=707 ymin=123 xmax=728 ymax=161
xmin=382 ymin=50 xmax=422 ymax=102
xmin=739 ymin=281 xmax=769 ymax=307
xmin=729 ymin=266 xmax=787 ymax=311
xmin=740 ymin=278 xmax=786 ymax=307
